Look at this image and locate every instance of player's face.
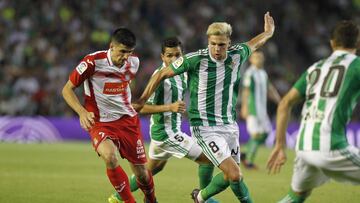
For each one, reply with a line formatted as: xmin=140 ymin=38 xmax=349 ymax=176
xmin=208 ymin=34 xmax=230 ymax=60
xmin=110 ymin=42 xmax=134 ymax=67
xmin=249 ymin=51 xmax=265 ymax=68
xmin=161 ymin=46 xmax=182 ymax=67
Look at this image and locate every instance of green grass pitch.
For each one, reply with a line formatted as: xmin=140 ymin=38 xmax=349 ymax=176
xmin=0 ymin=142 xmax=359 ymax=203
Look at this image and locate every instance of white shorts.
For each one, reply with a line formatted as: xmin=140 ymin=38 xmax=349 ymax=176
xmin=148 ymin=131 xmax=202 ymax=161
xmin=191 ymin=123 xmax=240 ymax=166
xmin=246 ymin=115 xmax=272 ymax=135
xmin=291 ymin=145 xmax=360 ymax=192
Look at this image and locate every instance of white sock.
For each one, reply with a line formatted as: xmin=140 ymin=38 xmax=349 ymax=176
xmin=197 ymin=190 xmax=205 ymax=203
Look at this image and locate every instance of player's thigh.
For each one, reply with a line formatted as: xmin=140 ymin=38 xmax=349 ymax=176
xmin=191 ymin=124 xmax=239 ymax=166
xmin=157 ymin=131 xmax=201 ymax=160
xmin=291 ymin=154 xmax=329 ymax=192
xmin=148 ymin=140 xmax=172 ymax=160
xmin=324 ymin=146 xmax=360 ymax=184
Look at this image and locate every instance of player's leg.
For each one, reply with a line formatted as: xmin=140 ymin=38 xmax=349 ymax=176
xmin=130 ymin=163 xmax=157 ymax=203
xmin=109 ymin=141 xmax=169 ymax=203
xmin=186 ymin=142 xmax=219 ymax=203
xmin=245 ymin=132 xmax=267 ymax=167
xmin=220 ymin=157 xmax=252 ymax=203
xmin=191 ymin=124 xmax=252 ymax=203
xmin=97 ymin=138 xmax=136 ymax=203
xmin=243 ymin=116 xmax=267 ymax=168
xmin=278 ymin=153 xmax=328 ymax=203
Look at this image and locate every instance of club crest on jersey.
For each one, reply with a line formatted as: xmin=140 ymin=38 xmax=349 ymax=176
xmin=76 ymin=62 xmax=88 ymax=75
xmin=172 ymin=57 xmax=184 ymax=69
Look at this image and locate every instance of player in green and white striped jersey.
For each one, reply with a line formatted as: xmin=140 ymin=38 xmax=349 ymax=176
xmin=109 ymin=37 xmax=218 ymax=203
xmin=135 ymin=12 xmax=275 ymax=203
xmin=241 ymin=51 xmax=281 ymax=169
xmin=267 ymin=21 xmax=360 ymax=203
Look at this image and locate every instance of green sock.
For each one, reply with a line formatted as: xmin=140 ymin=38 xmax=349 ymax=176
xmin=201 ymin=173 xmax=229 ymax=200
xmin=246 ymin=139 xmax=259 ymax=164
xmin=229 ymin=178 xmax=253 ymax=203
xmin=278 ymin=189 xmax=308 ymax=203
xmin=246 ymin=133 xmax=267 ymax=164
xmin=198 ymin=164 xmax=215 ymax=189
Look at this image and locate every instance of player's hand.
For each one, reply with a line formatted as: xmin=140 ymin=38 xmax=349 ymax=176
xmin=264 ymin=11 xmax=275 ymax=37
xmin=266 ymin=145 xmax=287 ymax=174
xmin=79 ymin=110 xmax=95 ymax=131
xmin=170 ymin=100 xmax=186 ymax=113
xmin=132 ymin=100 xmax=146 ymax=112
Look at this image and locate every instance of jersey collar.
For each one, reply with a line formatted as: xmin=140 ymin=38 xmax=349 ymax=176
xmin=107 ymin=49 xmax=114 ymax=66
xmin=332 ymin=50 xmax=352 ymax=56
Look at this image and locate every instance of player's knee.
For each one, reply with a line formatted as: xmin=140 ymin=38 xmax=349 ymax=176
xmin=134 ymin=166 xmax=150 ymax=183
xmin=102 ymin=152 xmax=118 ymax=168
xmin=226 ymin=168 xmax=243 ymax=181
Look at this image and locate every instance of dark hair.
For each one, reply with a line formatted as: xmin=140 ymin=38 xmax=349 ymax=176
xmin=331 ymin=21 xmax=359 ymax=48
xmin=111 ymin=28 xmax=136 ymax=48
xmin=161 ymin=37 xmax=182 ymax=54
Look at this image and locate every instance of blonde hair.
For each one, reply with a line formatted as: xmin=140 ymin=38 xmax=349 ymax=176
xmin=206 ymin=22 xmax=232 ymax=37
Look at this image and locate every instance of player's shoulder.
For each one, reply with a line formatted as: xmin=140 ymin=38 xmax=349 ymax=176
xmin=185 ymin=48 xmax=209 ymax=59
xmin=86 ymin=50 xmax=108 ymax=61
xmin=228 ymin=43 xmax=248 ymax=52
xmin=128 ymin=54 xmax=140 ymax=64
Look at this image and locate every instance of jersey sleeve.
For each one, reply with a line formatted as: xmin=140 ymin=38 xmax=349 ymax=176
xmin=293 ymin=72 xmax=307 ymax=97
xmin=233 ymin=43 xmax=252 ymax=65
xmin=69 ymin=55 xmax=96 ymax=87
xmin=127 ymin=55 xmax=140 ymax=80
xmin=169 ymin=55 xmax=191 ymax=75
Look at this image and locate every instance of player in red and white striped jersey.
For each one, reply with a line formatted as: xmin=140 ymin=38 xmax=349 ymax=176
xmin=62 ymin=28 xmax=157 ymax=203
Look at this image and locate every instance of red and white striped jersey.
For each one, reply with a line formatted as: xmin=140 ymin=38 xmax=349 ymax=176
xmin=69 ymin=49 xmax=138 ymax=122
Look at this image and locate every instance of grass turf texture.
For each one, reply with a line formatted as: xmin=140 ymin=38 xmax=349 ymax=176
xmin=0 ymin=142 xmax=359 ymax=203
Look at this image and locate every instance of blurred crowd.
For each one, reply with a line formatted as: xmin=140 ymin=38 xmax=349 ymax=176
xmin=0 ymin=0 xmax=359 ymax=120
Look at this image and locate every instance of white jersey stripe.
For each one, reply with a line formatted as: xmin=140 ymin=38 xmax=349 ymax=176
xmin=198 ymin=59 xmax=209 ymax=126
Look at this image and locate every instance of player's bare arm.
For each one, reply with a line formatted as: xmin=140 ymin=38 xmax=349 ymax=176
xmin=137 ymin=100 xmax=186 ymax=114
xmin=133 ymin=66 xmax=177 ymax=112
xmin=246 ymin=12 xmax=275 ymax=52
xmin=241 ymin=87 xmax=250 ymax=119
xmin=267 ymin=88 xmax=302 ymax=174
xmin=62 ymin=80 xmax=95 ymax=131
xmin=268 ymin=82 xmax=281 ymax=104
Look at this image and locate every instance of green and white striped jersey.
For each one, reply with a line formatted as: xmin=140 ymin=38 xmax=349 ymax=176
xmin=147 ymin=64 xmax=188 ymax=141
xmin=170 ymin=43 xmax=251 ymax=126
xmin=293 ymin=50 xmax=360 ymax=152
xmin=243 ymin=65 xmax=269 ymax=118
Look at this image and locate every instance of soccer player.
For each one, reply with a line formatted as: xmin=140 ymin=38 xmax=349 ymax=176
xmin=108 ymin=37 xmax=218 ymax=203
xmin=267 ymin=20 xmax=360 ymax=202
xmin=240 ymin=51 xmax=281 ymax=169
xmin=133 ymin=12 xmax=275 ymax=203
xmin=62 ymin=28 xmax=157 ymax=203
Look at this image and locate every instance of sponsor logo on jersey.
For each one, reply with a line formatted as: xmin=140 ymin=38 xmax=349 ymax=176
xmin=103 ymin=82 xmax=128 ymax=95
xmin=76 ymin=62 xmax=88 ymax=75
xmin=172 ymin=57 xmax=184 ymax=69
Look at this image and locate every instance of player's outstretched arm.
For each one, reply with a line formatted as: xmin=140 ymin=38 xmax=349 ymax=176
xmin=62 ymin=80 xmax=95 ymax=131
xmin=246 ymin=12 xmax=275 ymax=52
xmin=133 ymin=66 xmax=176 ymax=112
xmin=266 ymin=88 xmax=302 ymax=174
xmin=268 ymin=82 xmax=281 ymax=104
xmin=137 ymin=101 xmax=186 ymax=114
